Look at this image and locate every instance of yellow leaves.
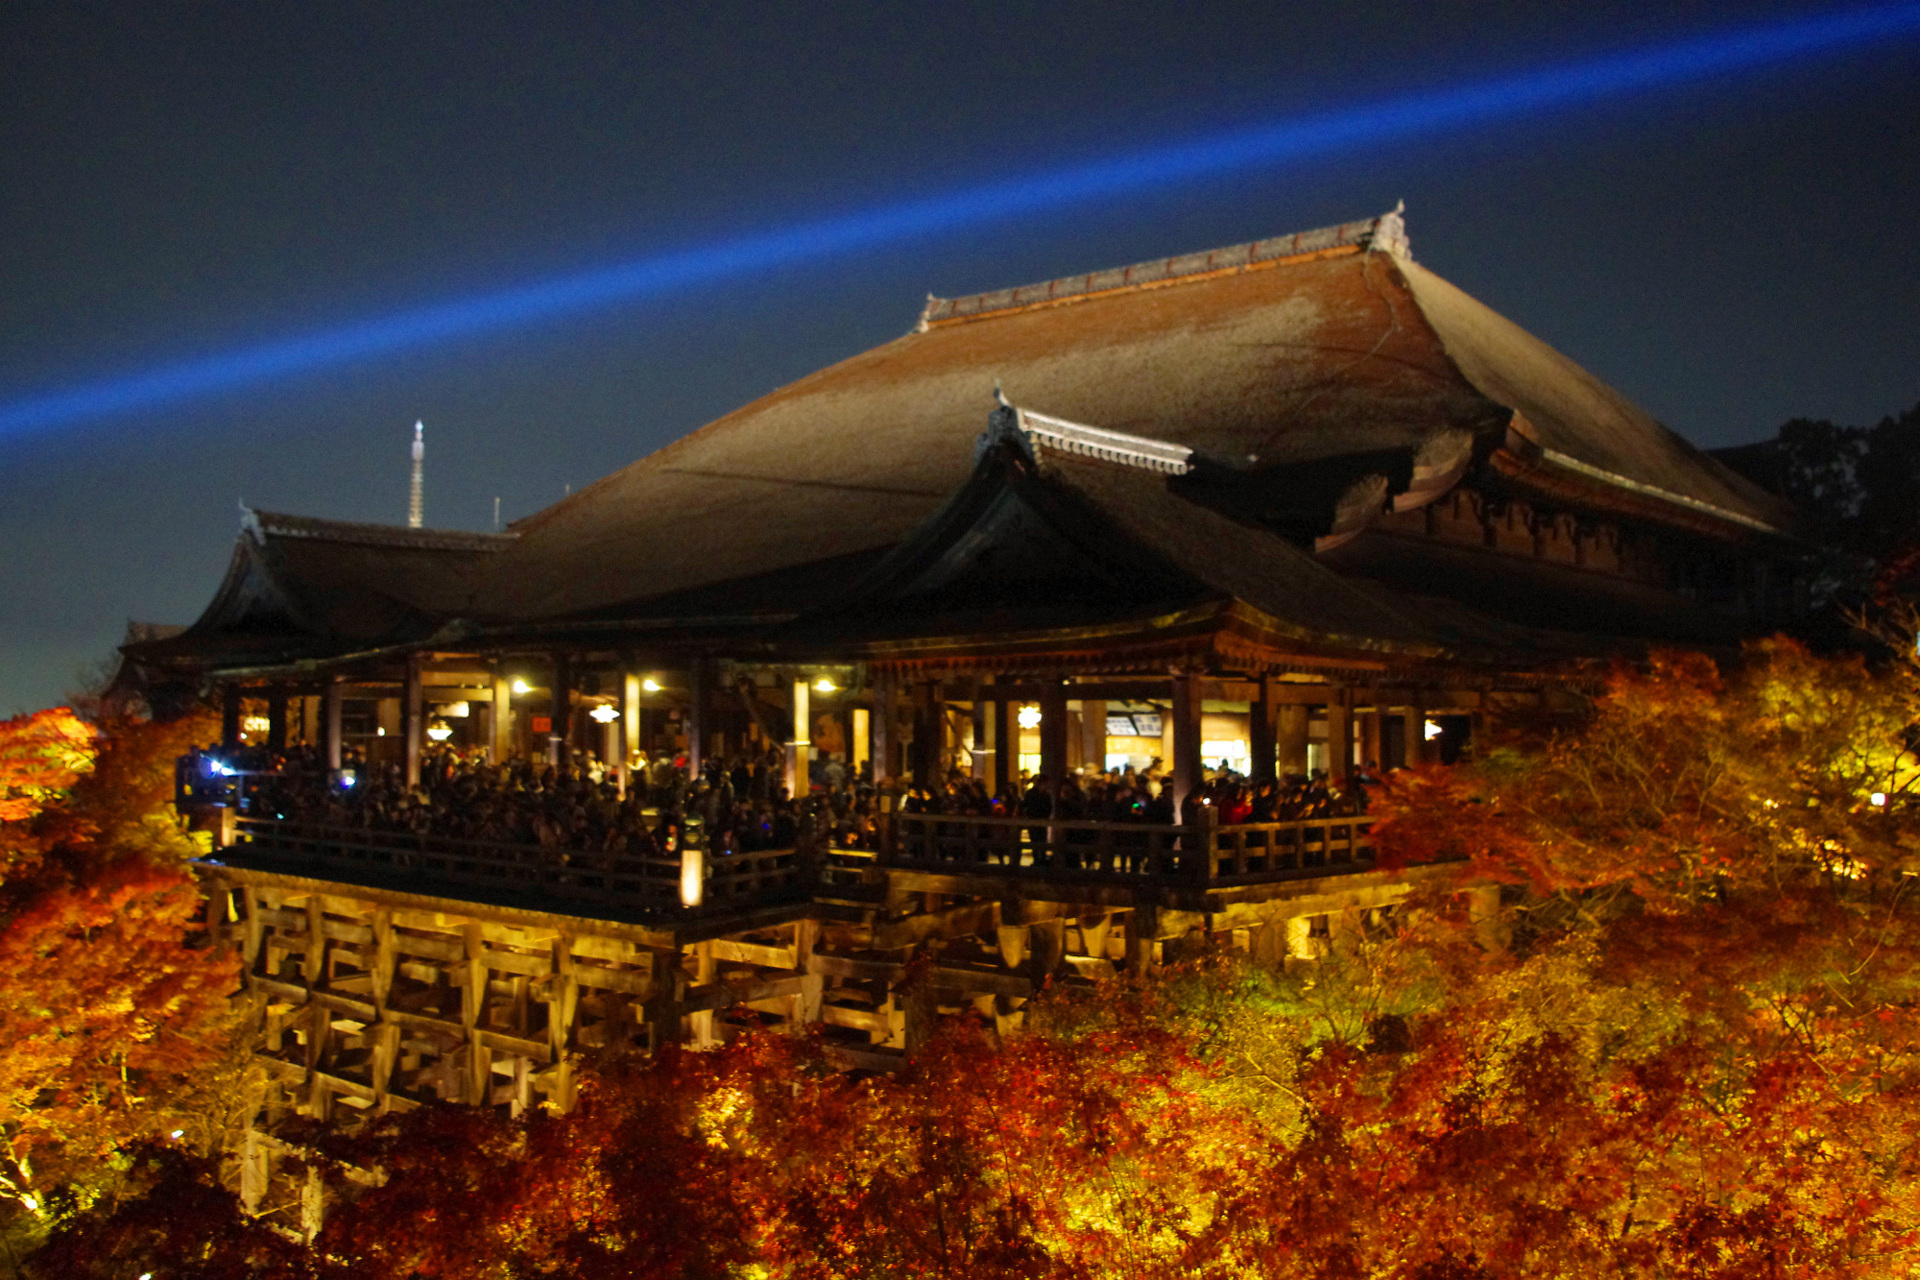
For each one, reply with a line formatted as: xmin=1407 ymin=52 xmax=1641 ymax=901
xmin=0 ymin=708 xmax=96 ymax=824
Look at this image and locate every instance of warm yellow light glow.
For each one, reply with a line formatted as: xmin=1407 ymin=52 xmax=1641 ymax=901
xmin=589 ymin=704 xmax=619 ymax=723
xmin=1872 ymin=791 xmax=1888 ymax=807
xmin=1017 ymin=705 xmax=1042 ymax=730
xmin=1424 ymin=719 xmax=1444 ymax=741
xmin=814 ymin=677 xmax=836 ymax=693
xmin=642 ymin=677 xmax=661 ymax=693
xmin=425 ymin=721 xmax=453 ymax=742
xmin=680 ymin=846 xmax=705 ymax=908
xmin=240 ymin=715 xmax=271 ymax=734
xmin=510 ymin=678 xmax=532 ymax=695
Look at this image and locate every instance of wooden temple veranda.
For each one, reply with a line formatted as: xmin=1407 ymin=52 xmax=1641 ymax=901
xmin=128 ymin=207 xmax=1801 ymax=1140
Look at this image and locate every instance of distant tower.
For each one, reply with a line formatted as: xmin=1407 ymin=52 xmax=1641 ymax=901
xmin=407 ymin=421 xmax=425 ymax=529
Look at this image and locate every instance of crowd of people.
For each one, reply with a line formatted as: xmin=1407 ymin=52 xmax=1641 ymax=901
xmin=896 ymin=763 xmax=1371 ymax=827
xmin=178 ymin=741 xmax=1373 ymax=868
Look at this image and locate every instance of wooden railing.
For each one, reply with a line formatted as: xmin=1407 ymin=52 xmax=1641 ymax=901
xmin=878 ymin=810 xmax=1372 ymax=886
xmin=226 ymin=818 xmax=806 ymax=916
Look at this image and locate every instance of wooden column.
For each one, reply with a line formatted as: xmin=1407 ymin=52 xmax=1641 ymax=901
xmin=911 ymin=681 xmax=939 ymax=789
xmin=1170 ymin=672 xmax=1203 ymax=814
xmin=851 ymin=706 xmax=871 ymax=779
xmin=786 ymin=675 xmax=810 ymax=797
xmin=324 ymin=676 xmax=344 ymax=771
xmin=971 ymin=682 xmax=990 ymax=782
xmin=266 ymin=684 xmax=289 ymax=753
xmin=549 ymin=938 xmax=580 ymax=1110
xmin=221 ymin=683 xmax=242 ymax=748
xmin=1326 ymin=690 xmax=1352 ymax=783
xmin=687 ymin=656 xmax=711 ymax=781
xmin=871 ymin=674 xmax=896 ymax=785
xmin=1402 ymin=698 xmax=1426 ymax=770
xmin=622 ymin=670 xmax=643 ymax=792
xmin=1081 ymin=698 xmax=1107 ymax=773
xmin=1277 ymin=703 xmax=1309 ymax=777
xmin=993 ymin=697 xmax=1017 ymax=797
xmin=1250 ymin=676 xmax=1278 ymax=783
xmin=548 ymin=654 xmax=571 ymax=769
xmin=464 ymin=923 xmax=493 ymax=1107
xmin=1038 ymin=683 xmax=1069 ymax=781
xmin=403 ymin=657 xmax=424 ymax=788
xmin=1361 ymin=702 xmax=1383 ymax=772
xmin=490 ymin=668 xmax=513 ymax=763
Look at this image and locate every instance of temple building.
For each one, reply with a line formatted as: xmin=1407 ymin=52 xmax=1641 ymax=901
xmin=132 ymin=208 xmax=1796 ymax=1140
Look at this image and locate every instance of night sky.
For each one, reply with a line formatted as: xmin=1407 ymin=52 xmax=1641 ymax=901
xmin=4 ymin=1 xmax=1918 ymax=715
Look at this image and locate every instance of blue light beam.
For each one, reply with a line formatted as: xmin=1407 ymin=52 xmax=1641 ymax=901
xmin=5 ymin=1 xmax=1920 ymax=441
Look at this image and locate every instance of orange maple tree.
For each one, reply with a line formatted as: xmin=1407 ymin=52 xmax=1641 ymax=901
xmin=0 ymin=708 xmax=240 ymax=1232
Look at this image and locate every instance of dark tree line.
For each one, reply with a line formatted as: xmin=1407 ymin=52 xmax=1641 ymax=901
xmin=1712 ymin=399 xmax=1920 ymax=605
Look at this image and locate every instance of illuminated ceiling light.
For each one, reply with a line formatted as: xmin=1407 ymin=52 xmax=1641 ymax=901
xmin=510 ymin=678 xmax=531 ymax=695
xmin=8 ymin=7 xmax=1916 ymax=441
xmin=642 ymin=677 xmax=661 ymax=693
xmin=589 ymin=704 xmax=619 ymax=723
xmin=426 ymin=721 xmax=454 ymax=742
xmin=814 ymin=677 xmax=836 ymax=693
xmin=1017 ymin=706 xmax=1043 ymax=730
xmin=1424 ymin=719 xmax=1444 ymax=741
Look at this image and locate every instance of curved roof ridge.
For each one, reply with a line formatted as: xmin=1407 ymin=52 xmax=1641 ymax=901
xmin=920 ymin=203 xmax=1409 ymax=328
xmin=243 ymin=507 xmax=517 ymax=553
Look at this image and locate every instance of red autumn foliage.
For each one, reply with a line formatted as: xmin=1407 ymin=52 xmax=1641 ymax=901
xmin=29 ymin=640 xmax=1920 ymax=1276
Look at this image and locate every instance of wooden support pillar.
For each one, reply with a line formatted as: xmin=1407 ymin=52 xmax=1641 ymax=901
xmin=1275 ymin=703 xmax=1308 ymax=777
xmin=793 ymin=919 xmax=823 ymax=1029
xmin=1039 ymin=683 xmax=1069 ymax=782
xmin=239 ymin=1129 xmax=268 ymax=1215
xmin=548 ymin=653 xmax=571 ymax=769
xmin=687 ymin=655 xmax=711 ymax=782
xmin=688 ymin=942 xmax=717 ymax=1048
xmin=488 ymin=668 xmax=511 ymax=763
xmin=1251 ymin=676 xmax=1278 ymax=783
xmin=786 ymin=675 xmax=810 ymax=797
xmin=324 ymin=676 xmax=345 ymax=772
xmin=1081 ymin=698 xmax=1107 ymax=773
xmin=622 ymin=670 xmax=642 ymax=793
xmin=870 ymin=673 xmax=896 ymax=786
xmin=1360 ymin=701 xmax=1383 ymax=772
xmin=970 ymin=682 xmax=990 ymax=782
xmin=1250 ymin=920 xmax=1284 ymax=965
xmin=993 ymin=697 xmax=1017 ymax=796
xmin=851 ymin=706 xmax=871 ymax=780
xmin=403 ymin=657 xmax=424 ymax=788
xmin=1402 ymin=698 xmax=1426 ymax=770
xmin=1078 ymin=913 xmax=1113 ymax=959
xmin=266 ymin=684 xmax=289 ymax=754
xmin=462 ymin=924 xmax=491 ymax=1105
xmin=911 ymin=681 xmax=939 ymax=789
xmin=549 ymin=937 xmax=580 ymax=1110
xmin=1170 ymin=672 xmax=1203 ymax=814
xmin=1030 ymin=917 xmax=1067 ymax=978
xmin=1326 ymin=690 xmax=1352 ymax=783
xmin=1125 ymin=904 xmax=1159 ymax=977
xmin=221 ymin=683 xmax=242 ymax=749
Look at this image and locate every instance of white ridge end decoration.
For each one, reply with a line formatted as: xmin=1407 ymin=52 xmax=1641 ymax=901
xmin=1014 ymin=407 xmax=1193 ymax=475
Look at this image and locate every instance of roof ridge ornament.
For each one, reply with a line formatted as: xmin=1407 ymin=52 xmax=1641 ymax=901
xmin=921 ymin=205 xmax=1412 ymax=328
xmin=975 ymin=393 xmax=1193 ymax=475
